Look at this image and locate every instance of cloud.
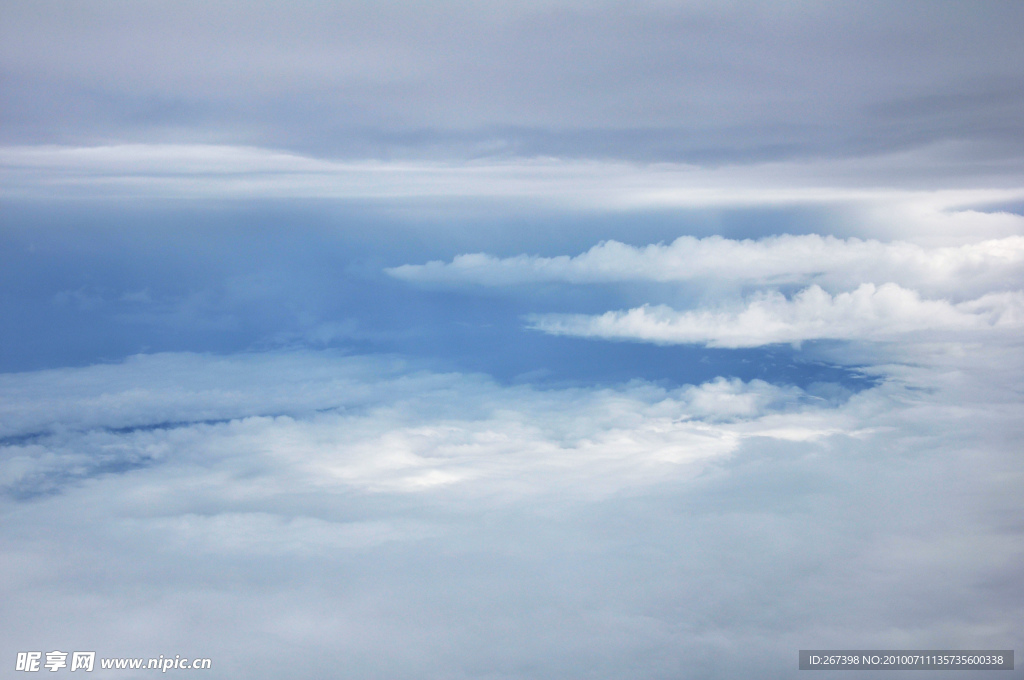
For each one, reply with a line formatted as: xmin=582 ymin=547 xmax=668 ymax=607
xmin=3 ymin=1 xmax=1023 ymax=164
xmin=528 ymin=284 xmax=1024 ymax=348
xmin=391 ymin=229 xmax=1024 ymax=351
xmin=388 ymin=234 xmax=1024 ymax=298
xmin=4 ymin=144 xmax=1024 ymax=216
xmin=3 ymin=3 xmax=1024 ymax=675
xmin=0 ymin=349 xmax=1020 ymax=678
xmin=0 ymin=352 xmax=807 ymax=500
xmin=0 ymin=351 xmax=414 ymax=440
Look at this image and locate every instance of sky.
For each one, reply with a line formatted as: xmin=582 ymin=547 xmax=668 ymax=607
xmin=1 ymin=2 xmax=1023 ymax=678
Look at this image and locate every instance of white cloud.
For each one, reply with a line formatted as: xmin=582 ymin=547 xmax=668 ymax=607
xmin=388 ymin=234 xmax=1024 ymax=298
xmin=3 ymin=144 xmax=1024 ymax=226
xmin=4 ymin=2 xmax=1023 ymax=674
xmin=0 ymin=353 xmax=808 ymax=502
xmin=0 ymin=349 xmax=1020 ymax=678
xmin=0 ymin=351 xmax=419 ymax=440
xmin=529 ymin=283 xmax=1024 ymax=348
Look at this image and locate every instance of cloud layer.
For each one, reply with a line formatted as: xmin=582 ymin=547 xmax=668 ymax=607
xmin=0 ymin=352 xmax=805 ymax=502
xmin=1 ymin=348 xmax=1021 ymax=678
xmin=5 ymin=142 xmax=1024 ymax=201
xmin=4 ymin=1 xmax=1024 ymax=165
xmin=4 ymin=3 xmax=1024 ymax=677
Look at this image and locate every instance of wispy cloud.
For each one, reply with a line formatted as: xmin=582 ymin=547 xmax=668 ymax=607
xmin=4 ymin=144 xmax=1024 ymax=219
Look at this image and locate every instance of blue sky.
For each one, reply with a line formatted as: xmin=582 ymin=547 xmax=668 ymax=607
xmin=2 ymin=2 xmax=1023 ymax=678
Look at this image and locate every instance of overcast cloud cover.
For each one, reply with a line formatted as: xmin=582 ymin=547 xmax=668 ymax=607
xmin=2 ymin=2 xmax=1023 ymax=679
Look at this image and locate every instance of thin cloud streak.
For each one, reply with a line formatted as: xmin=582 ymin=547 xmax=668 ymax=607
xmin=4 ymin=144 xmax=1024 ymax=213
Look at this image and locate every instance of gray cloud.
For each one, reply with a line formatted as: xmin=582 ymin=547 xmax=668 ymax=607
xmin=3 ymin=1 xmax=1023 ymax=164
xmin=5 ymin=145 xmax=1024 ymax=228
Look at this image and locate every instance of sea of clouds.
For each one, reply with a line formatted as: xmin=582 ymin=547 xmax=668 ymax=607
xmin=2 ymin=291 xmax=1020 ymax=677
xmin=3 ymin=2 xmax=1023 ymax=673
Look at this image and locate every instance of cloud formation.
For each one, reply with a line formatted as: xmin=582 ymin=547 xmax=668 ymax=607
xmin=391 ymin=228 xmax=1024 ymax=349
xmin=1 ymin=349 xmax=1021 ymax=678
xmin=3 ymin=1 xmax=1024 ymax=165
xmin=389 ymin=234 xmax=1024 ymax=297
xmin=3 ymin=3 xmax=1024 ymax=677
xmin=529 ymin=284 xmax=1024 ymax=348
xmin=0 ymin=352 xmax=808 ymax=497
xmin=5 ymin=145 xmax=1024 ymax=250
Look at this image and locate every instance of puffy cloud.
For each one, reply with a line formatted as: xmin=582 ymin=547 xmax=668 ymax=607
xmin=392 ymin=228 xmax=1024 ymax=350
xmin=529 ymin=283 xmax=1024 ymax=348
xmin=389 ymin=234 xmax=1024 ymax=298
